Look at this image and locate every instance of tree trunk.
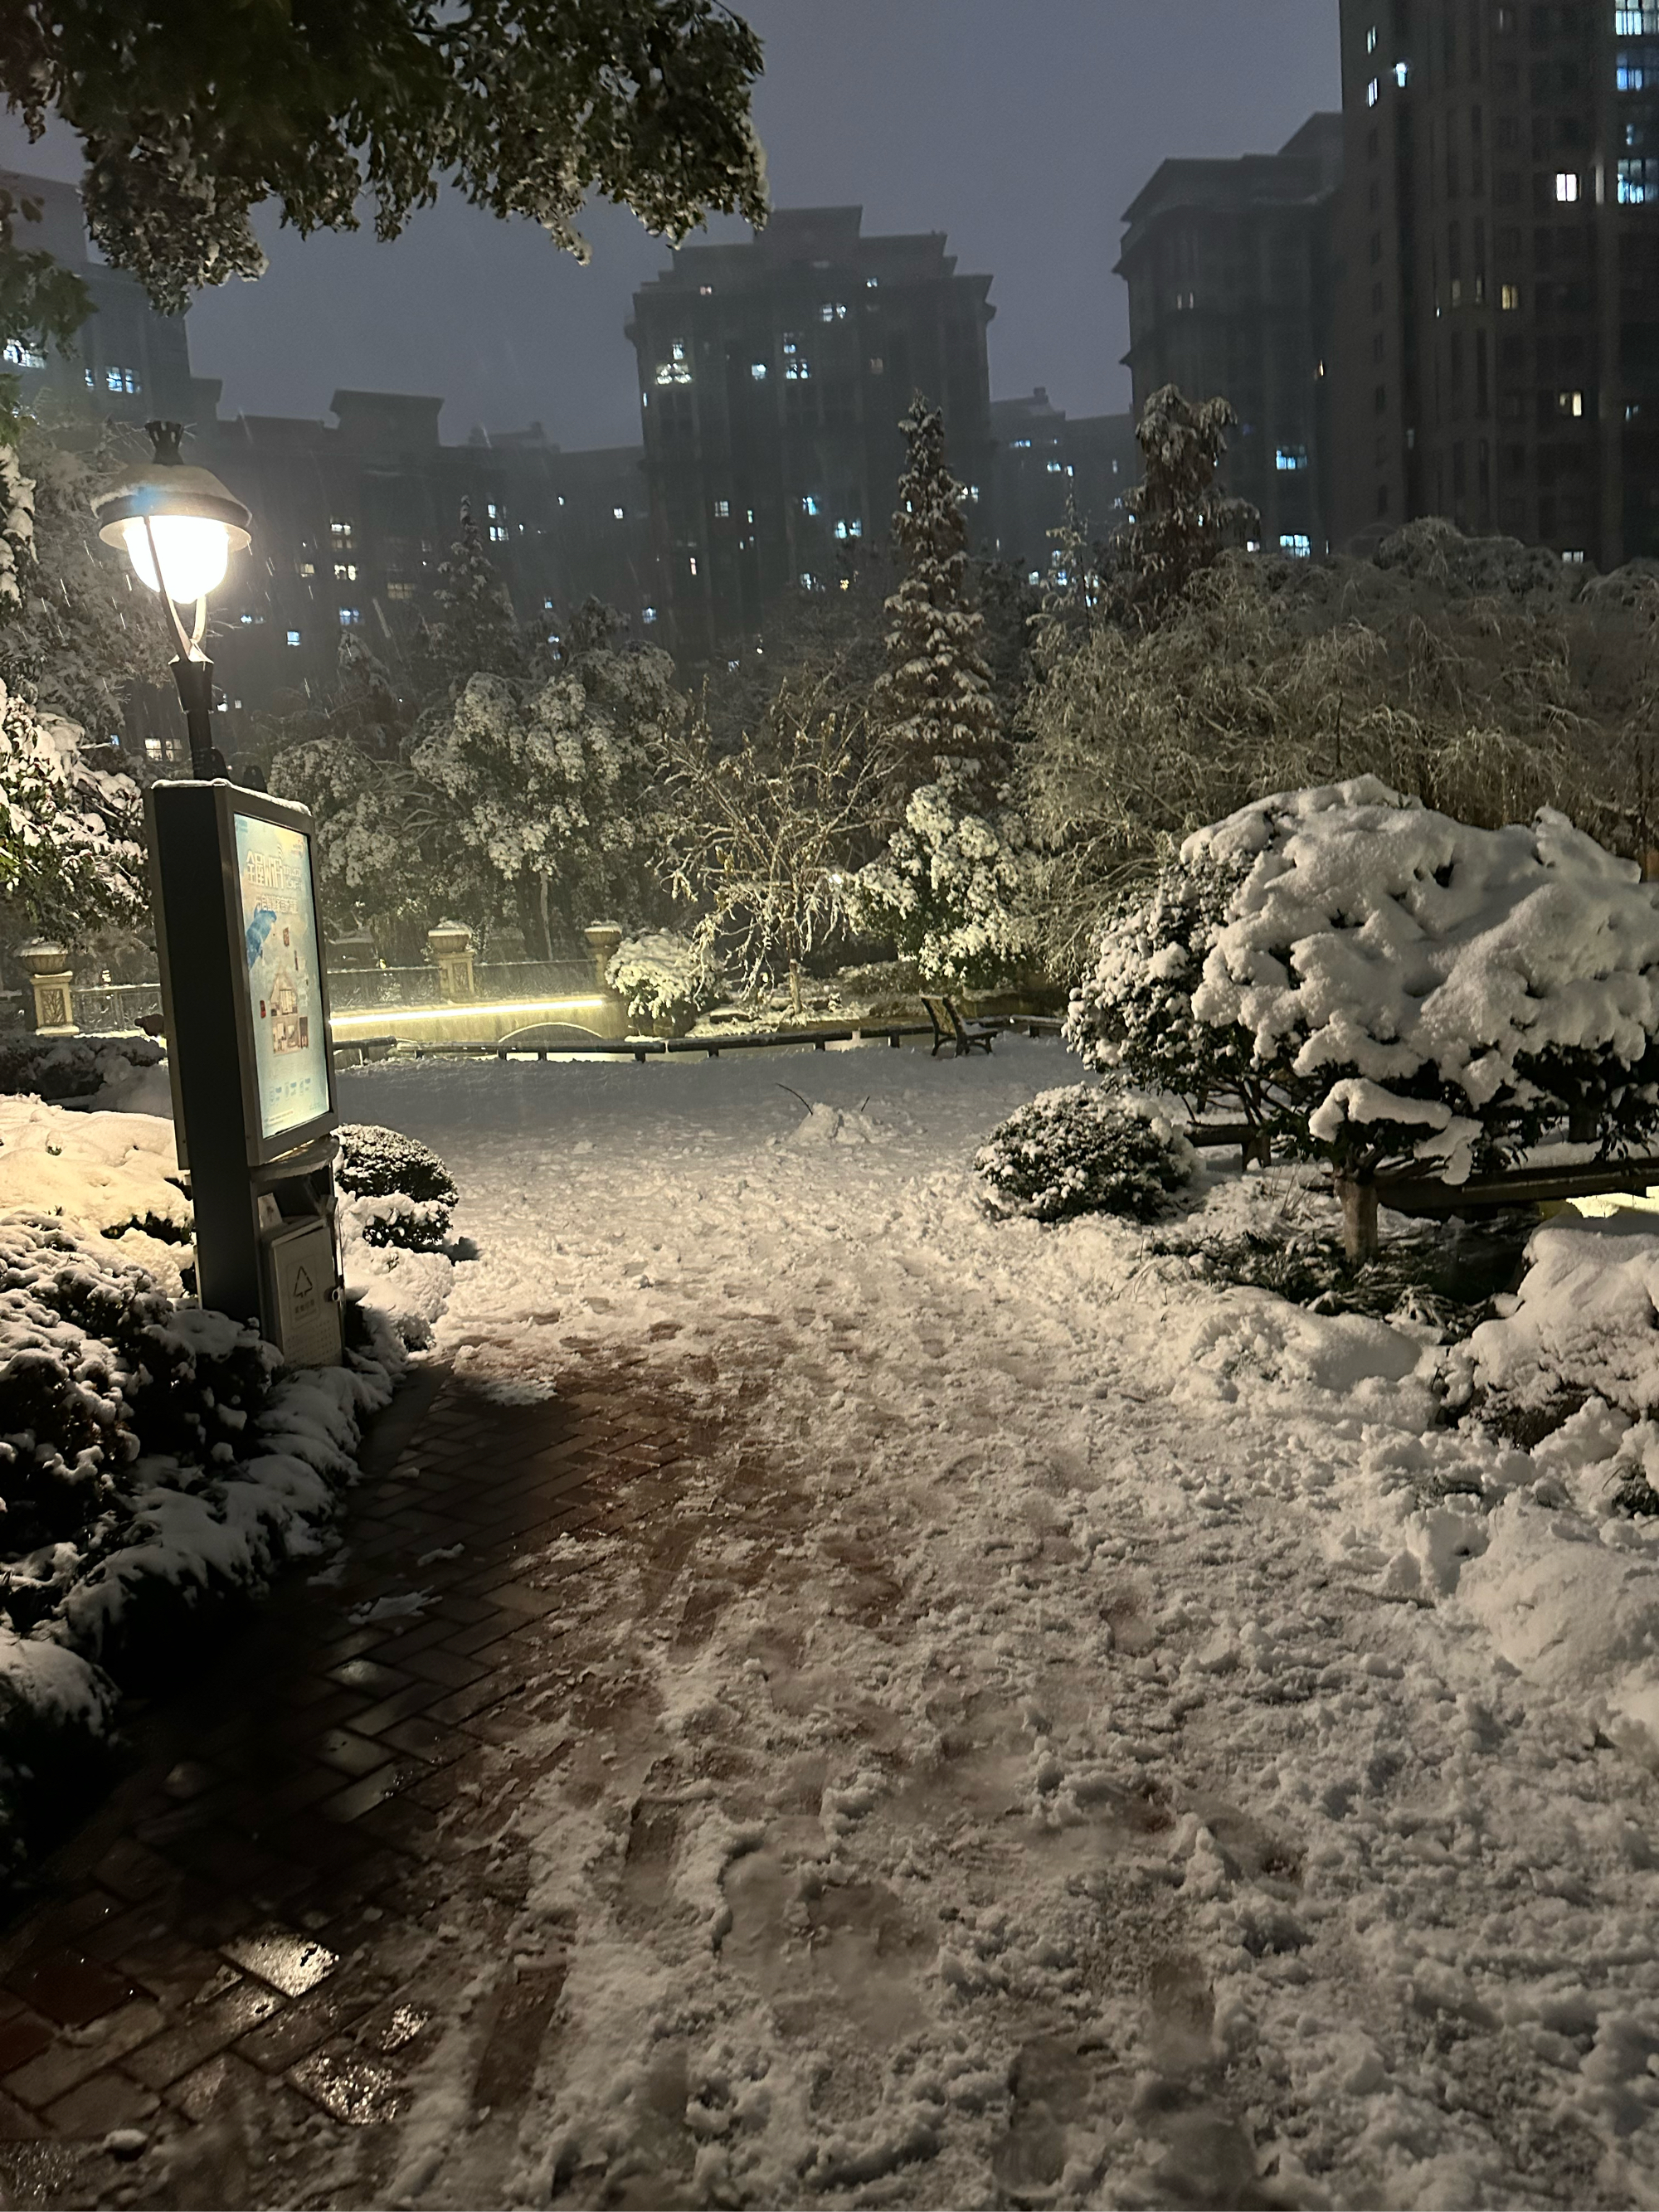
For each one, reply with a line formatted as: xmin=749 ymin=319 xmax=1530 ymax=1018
xmin=538 ymin=875 xmax=554 ymax=962
xmin=1336 ymin=1175 xmax=1379 ymax=1263
xmin=1569 ymin=1104 xmax=1597 ymax=1144
xmin=788 ymin=958 xmax=803 ymax=1015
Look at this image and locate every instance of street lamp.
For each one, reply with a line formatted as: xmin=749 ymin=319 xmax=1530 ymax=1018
xmin=91 ymin=420 xmax=251 ymax=779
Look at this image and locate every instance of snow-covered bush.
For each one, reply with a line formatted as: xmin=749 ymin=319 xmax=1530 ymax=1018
xmin=1066 ymin=849 xmax=1257 ymax=1124
xmin=0 ymin=680 xmax=144 ymax=945
xmin=975 ymin=1086 xmax=1196 ymax=1223
xmin=335 ymin=1122 xmax=457 ymax=1252
xmin=0 ymin=1096 xmax=190 ymax=1273
xmin=0 ymin=1033 xmax=162 ymax=1105
xmin=0 ymin=1213 xmax=277 ymax=1593
xmin=853 ymin=765 xmax=1039 ymax=989
xmin=1185 ymin=780 xmax=1659 ymax=1247
xmin=606 ymin=929 xmax=722 ymax=1032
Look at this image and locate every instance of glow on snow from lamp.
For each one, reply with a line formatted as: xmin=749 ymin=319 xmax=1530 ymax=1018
xmin=120 ymin=514 xmax=231 ymax=601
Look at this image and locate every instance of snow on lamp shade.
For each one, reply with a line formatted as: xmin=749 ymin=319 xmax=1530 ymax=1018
xmin=119 ymin=513 xmax=232 ymax=602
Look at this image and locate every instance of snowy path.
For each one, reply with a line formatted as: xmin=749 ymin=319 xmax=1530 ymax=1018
xmin=347 ymin=1043 xmax=1659 ymax=2209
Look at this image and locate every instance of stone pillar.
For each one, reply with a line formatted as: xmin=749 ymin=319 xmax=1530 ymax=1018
xmin=426 ymin=922 xmax=475 ymax=1004
xmin=21 ymin=941 xmax=75 ymax=1037
xmin=583 ymin=922 xmax=630 ymax=1040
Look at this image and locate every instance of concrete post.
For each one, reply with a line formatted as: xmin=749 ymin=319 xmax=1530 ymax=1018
xmin=426 ymin=922 xmax=475 ymax=1004
xmin=21 ymin=941 xmax=76 ymax=1036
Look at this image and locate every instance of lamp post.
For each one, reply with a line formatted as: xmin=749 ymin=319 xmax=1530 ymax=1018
xmin=91 ymin=421 xmax=251 ymax=780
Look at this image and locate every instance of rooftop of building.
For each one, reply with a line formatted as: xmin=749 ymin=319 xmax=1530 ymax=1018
xmin=635 ymin=205 xmax=990 ymax=299
xmin=1118 ymin=112 xmax=1343 ymax=241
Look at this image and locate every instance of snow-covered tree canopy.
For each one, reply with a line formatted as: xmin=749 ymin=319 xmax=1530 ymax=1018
xmin=1188 ymin=778 xmax=1659 ymax=1185
xmin=0 ymin=679 xmax=144 ymax=941
xmin=3 ymin=0 xmax=767 ymax=315
xmin=0 ymin=186 xmax=90 ymax=442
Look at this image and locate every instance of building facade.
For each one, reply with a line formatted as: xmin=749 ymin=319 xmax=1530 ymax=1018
xmin=1329 ymin=0 xmax=1659 ymax=566
xmin=1117 ymin=116 xmax=1344 ymax=558
xmin=2 ymin=169 xmax=194 ymax=424
xmin=628 ymin=207 xmax=996 ymax=663
xmin=988 ymin=389 xmax=1138 ymax=580
xmin=193 ymin=393 xmax=656 ymax=731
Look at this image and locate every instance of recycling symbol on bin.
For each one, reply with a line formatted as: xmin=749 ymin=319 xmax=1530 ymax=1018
xmin=293 ymin=1265 xmax=313 ymax=1297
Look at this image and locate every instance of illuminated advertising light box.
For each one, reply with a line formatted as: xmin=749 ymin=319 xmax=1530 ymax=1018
xmin=234 ymin=807 xmax=333 ymax=1148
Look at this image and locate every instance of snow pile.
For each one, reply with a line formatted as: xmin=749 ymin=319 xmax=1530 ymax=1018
xmin=0 ymin=1033 xmax=163 ymax=1108
xmin=335 ymin=1121 xmax=462 ymax=1348
xmin=1189 ymin=778 xmax=1659 ymax=1180
xmin=975 ymin=1084 xmax=1195 ymax=1223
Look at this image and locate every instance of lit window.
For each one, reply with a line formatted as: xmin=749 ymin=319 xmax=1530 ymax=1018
xmin=298 ymin=560 xmax=315 ymax=577
xmin=1619 ymin=51 xmax=1653 ymax=90
xmin=1559 ymin=389 xmax=1584 ymax=416
xmin=1368 ymin=76 xmax=1379 ymax=105
xmin=1011 ymin=437 xmax=1032 ymax=450
xmin=1394 ymin=59 xmax=1408 ymax=86
xmin=1620 ymin=157 xmax=1659 ymax=202
xmin=1045 ymin=459 xmax=1063 ymax=474
xmin=339 ymin=608 xmax=362 ymax=625
xmin=1366 ymin=22 xmax=1377 ymax=49
xmin=1563 ymin=547 xmax=1586 ymax=565
xmin=714 ymin=498 xmax=730 ymax=518
xmin=1027 ymin=569 xmax=1041 ymax=584
xmin=698 ymin=284 xmax=713 ymax=296
xmin=643 ymin=605 xmax=658 ymax=623
xmin=0 ymin=339 xmax=44 ymax=369
xmin=800 ymin=571 xmax=818 ymax=590
xmin=1280 ymin=533 xmax=1312 ymax=557
xmin=751 ymin=362 xmax=767 ymax=381
xmin=1501 ymin=282 xmax=1521 ymax=310
xmin=1617 ymin=2 xmax=1659 ymax=29
xmin=613 ymin=506 xmax=625 ymax=520
xmin=820 ymin=302 xmax=848 ymax=321
xmin=331 ymin=519 xmax=353 ymax=538
xmin=1276 ymin=445 xmax=1309 ymax=471
xmin=387 ymin=581 xmax=416 ymax=601
xmin=833 ymin=518 xmax=864 ymax=540
xmin=868 ymin=357 xmax=883 ymax=375
xmin=489 ymin=524 xmax=507 ymax=541
xmin=487 ymin=502 xmax=500 ymax=518
xmin=105 ymin=365 xmax=140 ymax=393
xmin=1555 ymin=171 xmax=1579 ymax=202
xmin=688 ymin=556 xmax=698 ymax=576
xmin=801 ymin=494 xmax=820 ymax=515
xmin=286 ymin=629 xmax=301 ymax=647
xmin=333 ymin=562 xmax=357 ymax=580
xmin=866 ymin=277 xmax=878 ymax=289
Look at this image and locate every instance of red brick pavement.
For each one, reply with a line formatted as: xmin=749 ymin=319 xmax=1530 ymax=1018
xmin=0 ymin=1364 xmax=693 ymax=2209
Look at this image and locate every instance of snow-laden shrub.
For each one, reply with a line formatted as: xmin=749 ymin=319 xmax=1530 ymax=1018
xmin=1187 ymin=778 xmax=1659 ymax=1194
xmin=0 ymin=1213 xmax=277 ymax=1582
xmin=975 ymin=1086 xmax=1196 ymax=1223
xmin=335 ymin=1123 xmax=457 ymax=1251
xmin=606 ymin=930 xmax=722 ymax=1032
xmin=0 ymin=1033 xmax=162 ymax=1105
xmin=1067 ymin=849 xmax=1255 ymax=1122
xmin=853 ymin=766 xmax=1038 ymax=989
xmin=0 ymin=1095 xmax=189 ymax=1252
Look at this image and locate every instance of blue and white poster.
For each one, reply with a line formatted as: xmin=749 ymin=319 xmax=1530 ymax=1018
xmin=234 ymin=811 xmax=330 ymax=1143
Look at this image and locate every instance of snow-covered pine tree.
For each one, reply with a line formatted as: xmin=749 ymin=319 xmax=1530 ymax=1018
xmin=412 ymin=501 xmax=530 ymax=696
xmin=874 ymin=395 xmax=1000 ymax=781
xmin=1107 ymin=385 xmax=1258 ymax=631
xmin=854 ymin=396 xmax=1034 ymax=987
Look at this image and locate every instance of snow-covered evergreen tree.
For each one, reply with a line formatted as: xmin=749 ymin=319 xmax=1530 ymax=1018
xmin=1107 ymin=385 xmax=1258 ymax=631
xmin=0 ymin=679 xmax=144 ymax=944
xmin=854 ymin=396 xmax=1034 ymax=987
xmin=412 ymin=501 xmax=531 ymax=696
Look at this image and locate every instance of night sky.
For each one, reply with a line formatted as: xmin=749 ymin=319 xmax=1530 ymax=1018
xmin=2 ymin=1 xmax=1338 ymax=450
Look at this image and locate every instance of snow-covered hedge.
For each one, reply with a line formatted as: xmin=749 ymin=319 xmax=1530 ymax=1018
xmin=605 ymin=930 xmax=722 ymax=1032
xmin=335 ymin=1122 xmax=457 ymax=1251
xmin=975 ymin=1086 xmax=1196 ymax=1223
xmin=0 ymin=1205 xmax=395 ymax=1870
xmin=0 ymin=1033 xmax=163 ymax=1106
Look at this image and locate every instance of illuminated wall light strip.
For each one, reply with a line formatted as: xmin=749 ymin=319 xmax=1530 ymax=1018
xmin=328 ymin=996 xmax=610 ymax=1033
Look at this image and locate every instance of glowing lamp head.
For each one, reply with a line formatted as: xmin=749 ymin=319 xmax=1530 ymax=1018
xmin=118 ymin=513 xmax=232 ymax=600
xmin=91 ymin=421 xmax=251 ymax=607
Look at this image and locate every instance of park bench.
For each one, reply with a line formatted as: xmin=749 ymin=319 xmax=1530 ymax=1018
xmin=922 ymin=995 xmax=998 ymax=1057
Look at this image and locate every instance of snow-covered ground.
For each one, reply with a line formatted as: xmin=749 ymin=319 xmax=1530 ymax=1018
xmin=346 ymin=1038 xmax=1659 ymax=2210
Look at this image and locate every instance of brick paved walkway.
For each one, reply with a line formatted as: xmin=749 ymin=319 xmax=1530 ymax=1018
xmin=0 ymin=1362 xmax=694 ymax=2210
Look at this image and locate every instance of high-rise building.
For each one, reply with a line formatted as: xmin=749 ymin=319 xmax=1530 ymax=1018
xmin=1328 ymin=0 xmax=1659 ymax=566
xmin=193 ymin=395 xmax=656 ymax=735
xmin=989 ymin=389 xmax=1138 ymax=582
xmin=1 ymin=168 xmax=194 ymax=423
xmin=1117 ymin=116 xmax=1344 ymax=558
xmin=627 ymin=207 xmax=996 ymax=662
